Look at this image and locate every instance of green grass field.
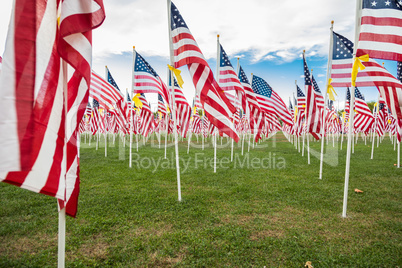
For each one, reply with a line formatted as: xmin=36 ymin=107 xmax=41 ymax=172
xmin=1 ymin=132 xmax=401 ymax=267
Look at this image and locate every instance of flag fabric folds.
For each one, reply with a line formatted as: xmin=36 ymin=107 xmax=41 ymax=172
xmin=356 ymin=0 xmax=402 ymax=62
xmin=238 ymin=66 xmax=265 ymax=141
xmin=251 ymin=75 xmax=293 ymax=127
xmin=133 ymin=49 xmax=171 ymax=107
xmin=169 ymin=72 xmax=192 ymax=138
xmin=0 ymin=0 xmax=105 ymax=217
xmin=330 ymin=31 xmax=402 ymax=136
xmin=303 ymin=54 xmax=322 ymax=140
xmin=169 ymin=1 xmax=239 ymax=142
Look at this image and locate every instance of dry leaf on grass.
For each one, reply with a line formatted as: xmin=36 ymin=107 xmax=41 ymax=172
xmin=305 ymin=261 xmax=313 ymax=268
xmin=354 ymin=188 xmax=363 ymax=193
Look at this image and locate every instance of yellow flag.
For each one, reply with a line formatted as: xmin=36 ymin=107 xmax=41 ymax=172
xmin=132 ymin=93 xmax=143 ymax=108
xmin=327 ymin=78 xmax=337 ymax=101
xmin=351 ymin=54 xmax=369 ymax=86
xmin=168 ymin=65 xmax=184 ymax=88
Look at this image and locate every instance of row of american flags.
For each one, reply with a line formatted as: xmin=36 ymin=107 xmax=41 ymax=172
xmin=0 ymin=0 xmax=401 ymax=221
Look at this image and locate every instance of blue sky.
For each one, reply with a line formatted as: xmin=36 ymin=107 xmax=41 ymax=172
xmin=0 ymin=0 xmax=399 ymax=111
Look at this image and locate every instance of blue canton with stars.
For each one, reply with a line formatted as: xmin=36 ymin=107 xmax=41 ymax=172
xmin=219 ymin=45 xmax=234 ymax=68
xmin=107 ymin=68 xmax=120 ymax=91
xmin=346 ymin=87 xmax=351 ymax=101
xmin=311 ymin=75 xmax=321 ymax=93
xmin=397 ymin=61 xmax=402 ymax=82
xmin=355 ymin=87 xmax=364 ymax=100
xmin=379 ymin=102 xmax=385 ymax=111
xmin=134 ymin=52 xmax=159 ymax=77
xmin=303 ymin=55 xmax=312 ymax=86
xmin=332 ymin=32 xmax=354 ymax=60
xmin=328 ymin=100 xmax=334 ymax=110
xmin=170 ymin=2 xmax=189 ymax=31
xmin=158 ymin=94 xmax=164 ymax=103
xmin=297 ymin=85 xmax=305 ymax=98
xmin=168 ymin=70 xmax=180 ymax=87
xmin=363 ymin=0 xmax=402 ymax=10
xmin=238 ymin=66 xmax=250 ymax=85
xmin=252 ymin=75 xmax=272 ymax=98
xmin=294 ymin=96 xmax=298 ymax=106
xmin=93 ymin=98 xmax=99 ymax=108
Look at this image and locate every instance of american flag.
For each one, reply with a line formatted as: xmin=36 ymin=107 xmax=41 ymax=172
xmin=218 ymin=44 xmax=245 ymax=96
xmin=251 ymin=75 xmax=293 ymax=127
xmin=346 ymin=87 xmax=374 ymax=134
xmin=331 ymin=31 xmax=376 ymax=88
xmin=169 ymin=72 xmax=192 ymax=137
xmin=0 ymin=0 xmax=105 ymax=217
xmin=311 ymin=75 xmax=325 ymax=109
xmin=192 ymin=111 xmax=202 ymax=134
xmin=169 ymin=1 xmax=239 ymax=142
xmin=133 ymin=49 xmax=170 ymax=106
xmin=85 ymin=102 xmax=92 ymax=123
xmin=376 ymin=99 xmax=387 ymax=136
xmin=158 ymin=94 xmax=167 ymax=116
xmin=106 ymin=66 xmax=120 ymax=91
xmin=294 ymin=85 xmax=306 ymax=136
xmin=90 ymin=71 xmax=124 ymax=109
xmin=138 ymin=93 xmax=153 ymax=137
xmin=356 ymin=0 xmax=402 ymax=61
xmin=238 ymin=66 xmax=265 ymax=141
xmin=331 ymin=32 xmax=402 ymax=128
xmin=106 ymin=67 xmax=129 ymax=127
xmin=296 ymin=85 xmax=306 ymax=112
xmin=304 ymin=54 xmax=322 ymax=140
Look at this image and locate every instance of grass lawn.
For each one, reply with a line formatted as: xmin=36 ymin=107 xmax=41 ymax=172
xmin=0 ymin=132 xmax=401 ymax=267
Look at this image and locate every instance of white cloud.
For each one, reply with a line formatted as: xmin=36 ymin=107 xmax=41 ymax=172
xmin=92 ymin=0 xmax=356 ymax=62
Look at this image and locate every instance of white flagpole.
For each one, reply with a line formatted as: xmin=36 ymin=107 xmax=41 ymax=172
xmin=58 ymin=207 xmax=66 ymax=268
xmin=319 ymin=21 xmax=334 ymax=180
xmin=104 ymin=66 xmax=109 ymax=157
xmin=214 ymin=34 xmax=220 ymax=172
xmin=77 ymin=132 xmax=80 ymax=158
xmin=397 ymin=140 xmax=400 ymax=168
xmin=104 ymin=110 xmax=107 ymax=157
xmin=167 ymin=0 xmax=181 ymax=201
xmin=58 ymin=59 xmax=69 ymax=268
xmin=371 ymin=93 xmax=380 ymax=159
xmin=164 ymin=113 xmax=168 ymax=159
xmin=342 ymin=0 xmax=362 ymax=218
xmin=187 ymin=128 xmax=192 ymax=154
xmin=96 ymin=107 xmax=99 ymax=150
xmin=214 ymin=130 xmax=217 ymax=173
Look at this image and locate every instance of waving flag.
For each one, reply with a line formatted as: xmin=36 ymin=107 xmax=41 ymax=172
xmin=311 ymin=75 xmax=325 ymax=109
xmin=356 ymin=0 xmax=402 ymax=61
xmin=238 ymin=66 xmax=265 ymax=141
xmin=169 ymin=72 xmax=192 ymax=137
xmin=90 ymin=71 xmax=123 ymax=109
xmin=352 ymin=87 xmax=374 ymax=134
xmin=330 ymin=32 xmax=402 ymax=127
xmin=169 ymin=1 xmax=239 ymax=142
xmin=133 ymin=49 xmax=170 ymax=106
xmin=138 ymin=93 xmax=153 ymax=137
xmin=304 ymin=54 xmax=322 ymax=140
xmin=331 ymin=31 xmax=377 ymax=87
xmin=218 ymin=43 xmax=245 ymax=97
xmin=252 ymin=75 xmax=293 ymax=127
xmin=0 ymin=0 xmax=105 ymax=217
xmin=158 ymin=94 xmax=167 ymax=116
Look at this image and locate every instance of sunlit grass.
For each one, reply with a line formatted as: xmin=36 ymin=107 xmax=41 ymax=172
xmin=0 ymin=132 xmax=401 ymax=267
